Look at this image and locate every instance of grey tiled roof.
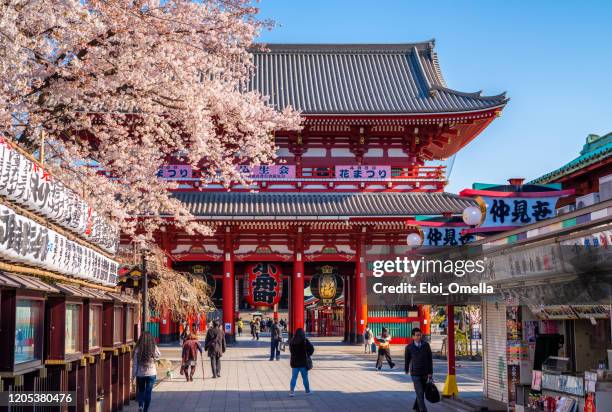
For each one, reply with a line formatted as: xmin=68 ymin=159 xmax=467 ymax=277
xmin=249 ymin=42 xmax=508 ymax=114
xmin=173 ymin=191 xmax=475 ymax=218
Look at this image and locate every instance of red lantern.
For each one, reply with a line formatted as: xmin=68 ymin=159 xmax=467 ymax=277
xmin=245 ymin=263 xmax=282 ymax=307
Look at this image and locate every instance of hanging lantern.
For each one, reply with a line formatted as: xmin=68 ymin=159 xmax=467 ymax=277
xmin=310 ymin=265 xmax=343 ymax=306
xmin=191 ymin=264 xmax=216 ymax=294
xmin=245 ymin=263 xmax=282 ymax=307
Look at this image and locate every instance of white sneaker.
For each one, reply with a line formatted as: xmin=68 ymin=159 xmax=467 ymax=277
xmin=289 ymin=392 xmax=295 ymax=397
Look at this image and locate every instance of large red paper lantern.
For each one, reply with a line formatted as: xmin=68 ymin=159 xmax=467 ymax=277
xmin=246 ymin=263 xmax=282 ymax=307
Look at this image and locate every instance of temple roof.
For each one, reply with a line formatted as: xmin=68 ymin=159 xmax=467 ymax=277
xmin=530 ymin=132 xmax=612 ymax=184
xmin=172 ymin=191 xmax=475 ymax=219
xmin=249 ymin=42 xmax=508 ymax=115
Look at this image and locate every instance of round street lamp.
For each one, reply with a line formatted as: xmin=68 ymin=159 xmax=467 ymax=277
xmin=462 ymin=206 xmax=482 ymax=226
xmin=406 ymin=232 xmax=423 ymax=248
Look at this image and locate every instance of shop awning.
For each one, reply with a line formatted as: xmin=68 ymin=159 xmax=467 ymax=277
xmin=106 ymin=292 xmax=139 ymax=304
xmin=53 ymin=283 xmax=99 ymax=299
xmin=82 ymin=287 xmax=113 ymax=301
xmin=0 ymin=271 xmax=59 ymax=293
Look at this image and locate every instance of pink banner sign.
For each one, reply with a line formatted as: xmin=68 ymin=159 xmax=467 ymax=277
xmin=157 ymin=165 xmax=192 ymax=179
xmin=335 ymin=165 xmax=391 ymax=180
xmin=238 ymin=165 xmax=296 ymax=179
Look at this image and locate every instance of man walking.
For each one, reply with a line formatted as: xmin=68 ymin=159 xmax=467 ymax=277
xmin=270 ymin=320 xmax=282 ymax=361
xmin=204 ymin=320 xmax=226 ymax=378
xmin=404 ymin=328 xmax=433 ymax=412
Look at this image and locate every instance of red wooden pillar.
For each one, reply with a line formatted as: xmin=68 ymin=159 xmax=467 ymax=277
xmin=349 ymin=274 xmax=356 ymax=343
xmin=420 ymin=305 xmax=431 ymax=337
xmin=223 ymin=227 xmax=236 ymax=344
xmin=442 ymin=304 xmax=459 ymax=396
xmin=291 ymin=228 xmax=305 ymax=333
xmin=343 ymin=274 xmax=350 ymax=342
xmin=354 ymin=234 xmax=366 ymax=344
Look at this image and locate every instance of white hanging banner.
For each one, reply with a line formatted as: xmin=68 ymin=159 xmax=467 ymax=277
xmin=0 ymin=203 xmax=118 ymax=285
xmin=0 ymin=137 xmax=118 ymax=254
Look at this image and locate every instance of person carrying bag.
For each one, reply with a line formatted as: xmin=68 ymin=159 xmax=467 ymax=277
xmin=288 ymin=328 xmax=314 ymax=396
xmin=404 ymin=328 xmax=435 ymax=412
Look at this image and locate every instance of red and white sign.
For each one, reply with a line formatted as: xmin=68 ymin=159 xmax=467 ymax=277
xmin=157 ymin=165 xmax=192 ymax=179
xmin=238 ymin=165 xmax=295 ymax=179
xmin=335 ymin=165 xmax=391 ymax=180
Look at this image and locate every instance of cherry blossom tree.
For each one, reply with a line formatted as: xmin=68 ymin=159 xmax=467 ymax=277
xmin=0 ymin=0 xmax=301 ymax=242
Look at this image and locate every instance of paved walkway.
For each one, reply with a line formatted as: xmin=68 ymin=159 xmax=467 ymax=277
xmin=126 ymin=336 xmax=484 ymax=412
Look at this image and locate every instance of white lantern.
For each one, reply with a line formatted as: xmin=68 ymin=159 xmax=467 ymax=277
xmin=406 ymin=232 xmax=423 ymax=248
xmin=463 ymin=206 xmax=482 ymax=226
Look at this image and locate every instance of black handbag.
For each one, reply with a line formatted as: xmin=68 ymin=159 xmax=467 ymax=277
xmin=304 ymin=340 xmax=313 ymax=370
xmin=425 ymin=379 xmax=441 ymax=403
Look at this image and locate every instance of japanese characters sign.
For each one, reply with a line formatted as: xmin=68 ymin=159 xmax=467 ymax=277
xmin=0 ymin=138 xmax=119 ymax=254
xmin=423 ymin=227 xmax=474 ymax=247
xmin=480 ymin=196 xmax=560 ymax=228
xmin=0 ymin=203 xmax=118 ymax=285
xmin=238 ymin=165 xmax=296 ymax=179
xmin=335 ymin=165 xmax=390 ymax=180
xmin=157 ymin=165 xmax=192 ymax=179
xmin=246 ymin=263 xmax=282 ymax=307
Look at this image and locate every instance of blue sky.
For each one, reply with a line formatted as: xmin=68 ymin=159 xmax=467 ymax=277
xmin=256 ymin=1 xmax=612 ymax=193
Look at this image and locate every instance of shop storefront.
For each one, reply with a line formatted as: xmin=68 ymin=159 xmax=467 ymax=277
xmin=476 ymin=200 xmax=612 ymax=411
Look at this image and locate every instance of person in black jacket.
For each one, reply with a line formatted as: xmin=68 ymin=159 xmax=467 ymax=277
xmin=270 ymin=320 xmax=282 ymax=361
xmin=204 ymin=320 xmax=226 ymax=378
xmin=288 ymin=328 xmax=314 ymax=396
xmin=404 ymin=328 xmax=433 ymax=412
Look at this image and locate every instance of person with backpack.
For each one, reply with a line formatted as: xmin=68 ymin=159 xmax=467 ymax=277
xmin=375 ymin=327 xmax=395 ymax=370
xmin=404 ymin=328 xmax=434 ymax=412
xmin=181 ymin=333 xmax=203 ymax=382
xmin=288 ymin=328 xmax=314 ymax=397
xmin=132 ymin=331 xmax=161 ymax=412
xmin=204 ymin=320 xmax=226 ymax=378
xmin=270 ymin=320 xmax=282 ymax=361
xmin=364 ymin=326 xmax=373 ymax=353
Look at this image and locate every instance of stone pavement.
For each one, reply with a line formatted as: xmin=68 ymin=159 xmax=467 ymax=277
xmin=126 ymin=336 xmax=484 ymax=412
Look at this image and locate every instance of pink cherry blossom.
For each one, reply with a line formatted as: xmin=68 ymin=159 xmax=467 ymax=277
xmin=0 ymin=0 xmax=301 ymax=243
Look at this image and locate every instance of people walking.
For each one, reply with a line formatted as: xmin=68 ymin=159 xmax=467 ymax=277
xmin=375 ymin=327 xmax=395 ymax=370
xmin=270 ymin=320 xmax=282 ymax=361
xmin=204 ymin=320 xmax=226 ymax=378
xmin=181 ymin=333 xmax=203 ymax=382
xmin=404 ymin=328 xmax=434 ymax=412
xmin=237 ymin=318 xmax=243 ymax=337
xmin=250 ymin=320 xmax=256 ymax=340
xmin=364 ymin=326 xmax=373 ymax=353
xmin=289 ymin=328 xmax=314 ymax=396
xmin=254 ymin=319 xmax=260 ymax=340
xmin=132 ymin=331 xmax=161 ymax=412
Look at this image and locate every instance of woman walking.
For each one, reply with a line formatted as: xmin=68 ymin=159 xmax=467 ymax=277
xmin=181 ymin=333 xmax=203 ymax=381
xmin=204 ymin=320 xmax=226 ymax=378
xmin=289 ymin=328 xmax=314 ymax=397
xmin=132 ymin=331 xmax=161 ymax=412
xmin=364 ymin=325 xmax=373 ymax=353
xmin=375 ymin=327 xmax=395 ymax=370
